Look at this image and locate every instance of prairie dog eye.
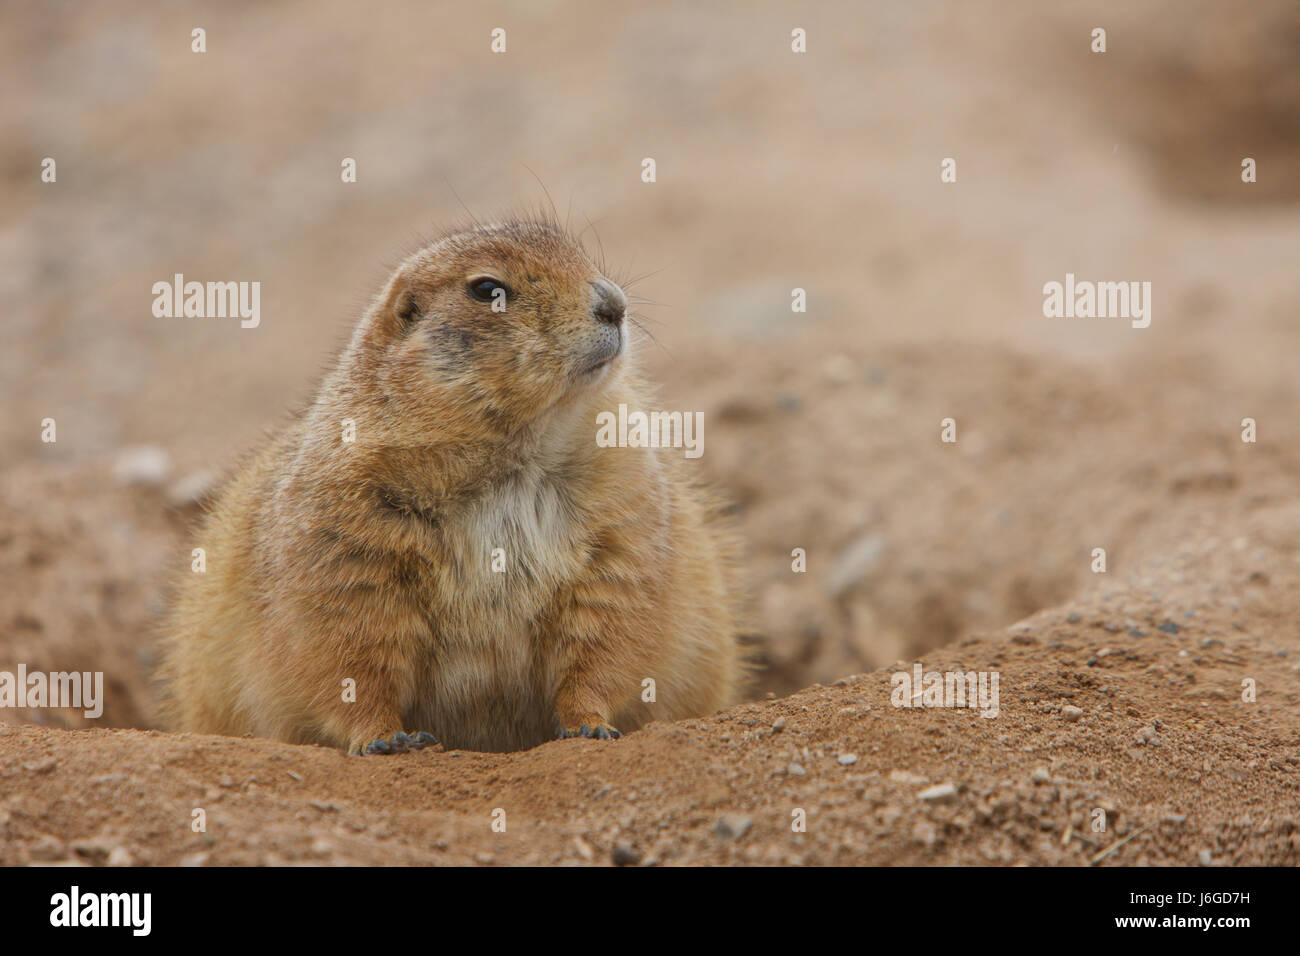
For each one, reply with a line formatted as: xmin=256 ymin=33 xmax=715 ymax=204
xmin=467 ymin=277 xmax=508 ymax=303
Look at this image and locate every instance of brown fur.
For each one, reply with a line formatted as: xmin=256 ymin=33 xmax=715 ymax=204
xmin=160 ymin=216 xmax=743 ymax=753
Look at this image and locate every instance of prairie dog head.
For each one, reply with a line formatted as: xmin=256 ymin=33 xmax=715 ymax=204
xmin=358 ymin=218 xmax=629 ymax=442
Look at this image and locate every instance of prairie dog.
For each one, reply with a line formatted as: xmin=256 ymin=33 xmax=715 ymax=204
xmin=161 ymin=216 xmax=742 ymax=754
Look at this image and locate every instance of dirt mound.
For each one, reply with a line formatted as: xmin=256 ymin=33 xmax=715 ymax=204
xmin=3 ymin=495 xmax=1297 ymax=866
xmin=675 ymin=338 xmax=1300 ymax=695
xmin=0 ymin=464 xmax=183 ymax=729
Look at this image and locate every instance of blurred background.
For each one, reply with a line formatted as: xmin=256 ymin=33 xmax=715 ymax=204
xmin=2 ymin=0 xmax=1298 ymax=727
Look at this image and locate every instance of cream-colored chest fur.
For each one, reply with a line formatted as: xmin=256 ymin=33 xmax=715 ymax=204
xmin=408 ymin=466 xmax=591 ymax=750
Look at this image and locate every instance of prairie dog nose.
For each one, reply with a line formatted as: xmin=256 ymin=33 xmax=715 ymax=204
xmin=591 ymin=278 xmax=627 ymax=325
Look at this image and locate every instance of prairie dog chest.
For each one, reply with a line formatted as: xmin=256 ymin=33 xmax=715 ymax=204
xmin=429 ymin=471 xmax=589 ymax=643
xmin=408 ymin=474 xmax=591 ymax=746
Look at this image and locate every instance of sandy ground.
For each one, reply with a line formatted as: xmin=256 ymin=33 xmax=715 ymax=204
xmin=2 ymin=0 xmax=1298 ymax=865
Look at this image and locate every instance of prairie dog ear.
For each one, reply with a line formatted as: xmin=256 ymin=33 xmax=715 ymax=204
xmin=392 ymin=286 xmax=421 ymax=331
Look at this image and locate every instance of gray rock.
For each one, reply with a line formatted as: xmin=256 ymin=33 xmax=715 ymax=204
xmin=714 ymin=814 xmax=753 ymax=841
xmin=611 ymin=842 xmax=641 ymax=866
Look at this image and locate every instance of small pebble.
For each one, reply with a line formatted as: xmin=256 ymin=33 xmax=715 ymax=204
xmin=918 ymin=783 xmax=958 ymax=803
xmin=71 ymin=836 xmax=116 ymax=862
xmin=107 ymin=846 xmax=134 ymax=867
xmin=611 ymin=843 xmax=641 ymax=866
xmin=713 ymin=814 xmax=752 ymax=841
